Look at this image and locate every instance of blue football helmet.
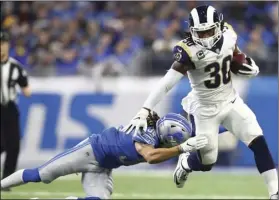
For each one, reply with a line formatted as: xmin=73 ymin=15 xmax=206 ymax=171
xmin=156 ymin=113 xmax=192 ymax=148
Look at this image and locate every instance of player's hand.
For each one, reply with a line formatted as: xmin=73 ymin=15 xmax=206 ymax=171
xmin=238 ymin=57 xmax=259 ymax=77
xmin=122 ymin=108 xmax=150 ymax=134
xmin=179 ymin=135 xmax=208 ymax=153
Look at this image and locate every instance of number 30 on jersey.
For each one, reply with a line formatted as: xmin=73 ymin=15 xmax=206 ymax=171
xmin=204 ymin=55 xmax=232 ymax=89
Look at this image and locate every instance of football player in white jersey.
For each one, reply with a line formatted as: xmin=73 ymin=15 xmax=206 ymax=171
xmin=124 ymin=5 xmax=278 ymax=199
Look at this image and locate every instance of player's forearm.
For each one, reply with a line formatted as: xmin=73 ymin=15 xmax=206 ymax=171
xmin=144 ymin=146 xmax=181 ymax=164
xmin=142 ymin=69 xmax=184 ymax=109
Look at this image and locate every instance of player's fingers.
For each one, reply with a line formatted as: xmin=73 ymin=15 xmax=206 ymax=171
xmin=238 ymin=70 xmax=253 ymax=75
xmin=197 ymin=142 xmax=207 ymax=149
xmin=143 ymin=122 xmax=148 ymax=132
xmin=197 ymin=136 xmax=208 ymax=147
xmin=127 ymin=125 xmax=135 ymax=133
xmin=242 ymin=63 xmax=252 ymax=69
xmin=196 ymin=135 xmax=207 ymax=141
xmin=122 ymin=124 xmax=131 ymax=132
xmin=134 ymin=126 xmax=140 ymax=135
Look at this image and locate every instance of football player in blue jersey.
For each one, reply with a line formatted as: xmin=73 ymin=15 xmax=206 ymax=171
xmin=1 ymin=112 xmax=208 ymax=199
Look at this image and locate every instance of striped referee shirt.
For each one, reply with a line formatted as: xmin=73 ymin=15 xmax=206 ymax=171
xmin=1 ymin=57 xmax=29 ymax=105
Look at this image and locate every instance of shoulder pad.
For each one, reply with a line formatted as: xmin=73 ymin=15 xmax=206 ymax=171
xmin=176 ymin=37 xmax=195 ymax=57
xmin=9 ymin=57 xmax=24 ymax=68
xmin=173 ymin=38 xmax=196 ymax=67
xmin=132 ymin=128 xmax=159 ymax=147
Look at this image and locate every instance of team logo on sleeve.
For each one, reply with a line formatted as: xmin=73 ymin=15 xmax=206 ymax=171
xmin=174 ymin=52 xmax=182 ymax=62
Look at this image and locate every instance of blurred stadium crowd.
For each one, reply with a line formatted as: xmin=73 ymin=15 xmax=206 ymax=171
xmin=1 ymin=1 xmax=278 ymax=76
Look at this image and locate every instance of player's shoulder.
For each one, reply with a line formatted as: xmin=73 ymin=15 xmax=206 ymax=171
xmin=174 ymin=35 xmax=196 ymax=58
xmin=9 ymin=57 xmax=24 ymax=69
xmin=172 ymin=33 xmax=201 ymax=66
xmin=132 ymin=127 xmax=159 ymax=147
xmin=222 ymin=22 xmax=237 ymax=39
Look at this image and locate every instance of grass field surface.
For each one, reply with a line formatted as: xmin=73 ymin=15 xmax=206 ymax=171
xmin=1 ymin=170 xmax=268 ymax=199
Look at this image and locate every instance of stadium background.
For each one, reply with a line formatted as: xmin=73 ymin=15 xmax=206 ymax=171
xmin=1 ymin=1 xmax=278 ymax=199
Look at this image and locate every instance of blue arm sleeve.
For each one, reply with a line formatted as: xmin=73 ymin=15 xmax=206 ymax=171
xmin=132 ymin=129 xmax=159 ymax=147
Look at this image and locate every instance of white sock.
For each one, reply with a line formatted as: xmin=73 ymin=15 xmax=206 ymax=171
xmin=261 ymin=169 xmax=278 ymax=197
xmin=1 ymin=169 xmax=25 ymax=189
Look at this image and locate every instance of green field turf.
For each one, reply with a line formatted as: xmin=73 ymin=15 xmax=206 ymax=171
xmin=1 ymin=171 xmax=268 ymax=199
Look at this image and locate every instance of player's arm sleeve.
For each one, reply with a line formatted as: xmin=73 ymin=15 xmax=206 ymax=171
xmin=17 ymin=65 xmax=29 ymax=88
xmin=142 ymin=42 xmax=195 ymax=110
xmin=172 ymin=44 xmax=195 ymax=70
xmin=135 ymin=142 xmax=181 ymax=164
xmin=142 ymin=68 xmax=183 ymax=109
xmin=16 ymin=64 xmax=32 ymax=97
xmin=132 ymin=131 xmax=159 ymax=147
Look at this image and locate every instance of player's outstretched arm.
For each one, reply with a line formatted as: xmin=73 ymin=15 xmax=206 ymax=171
xmin=123 ymin=62 xmax=190 ymax=133
xmin=135 ymin=135 xmax=208 ymax=164
xmin=142 ymin=61 xmax=190 ymax=110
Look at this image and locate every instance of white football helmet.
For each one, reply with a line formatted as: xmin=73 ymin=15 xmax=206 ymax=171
xmin=156 ymin=113 xmax=192 ymax=148
xmin=189 ymin=5 xmax=223 ymax=49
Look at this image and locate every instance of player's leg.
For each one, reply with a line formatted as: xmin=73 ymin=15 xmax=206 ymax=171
xmin=2 ymin=114 xmax=20 ymax=179
xmin=1 ymin=138 xmax=98 ymax=189
xmin=182 ymin=113 xmax=220 ymax=171
xmin=80 ymin=170 xmax=113 ymax=199
xmin=222 ymin=97 xmax=278 ymax=198
xmin=174 ymin=112 xmax=220 ymax=187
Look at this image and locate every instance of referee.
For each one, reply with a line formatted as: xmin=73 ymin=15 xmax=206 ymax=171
xmin=1 ymin=30 xmax=31 ymax=190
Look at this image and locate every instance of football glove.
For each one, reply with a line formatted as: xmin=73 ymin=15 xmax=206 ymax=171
xmin=179 ymin=135 xmax=208 ymax=153
xmin=238 ymin=57 xmax=259 ymax=78
xmin=122 ymin=107 xmax=150 ymax=134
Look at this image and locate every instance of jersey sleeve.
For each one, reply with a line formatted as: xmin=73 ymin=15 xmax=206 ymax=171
xmin=132 ymin=129 xmax=159 ymax=147
xmin=173 ymin=40 xmax=195 ymax=70
xmin=17 ymin=67 xmax=28 ymax=87
xmin=10 ymin=58 xmax=29 ymax=87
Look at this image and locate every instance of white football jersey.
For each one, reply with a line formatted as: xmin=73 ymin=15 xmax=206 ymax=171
xmin=173 ymin=23 xmax=238 ymax=104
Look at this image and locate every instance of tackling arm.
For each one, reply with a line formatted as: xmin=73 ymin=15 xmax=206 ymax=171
xmin=123 ymin=42 xmax=195 ymax=133
xmin=135 ymin=135 xmax=208 ymax=164
xmin=135 ymin=142 xmax=181 ymax=164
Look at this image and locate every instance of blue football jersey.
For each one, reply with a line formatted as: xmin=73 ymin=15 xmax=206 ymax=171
xmin=89 ymin=126 xmax=160 ymax=169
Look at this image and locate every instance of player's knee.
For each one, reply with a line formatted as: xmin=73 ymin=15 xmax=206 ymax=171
xmin=200 ymin=163 xmax=215 ymax=172
xmin=22 ymin=168 xmax=41 ymax=183
xmin=200 ymin=152 xmax=218 ymax=166
xmin=38 ymin=169 xmax=55 ymax=184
